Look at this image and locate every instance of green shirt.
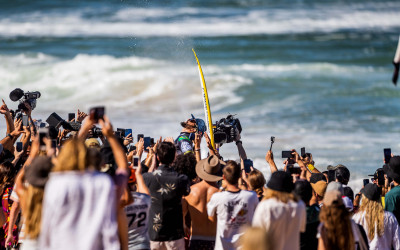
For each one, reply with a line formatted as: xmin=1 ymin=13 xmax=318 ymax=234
xmin=385 ymin=185 xmax=400 ymax=223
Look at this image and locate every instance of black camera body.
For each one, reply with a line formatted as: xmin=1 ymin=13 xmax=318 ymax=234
xmin=9 ymin=88 xmax=41 ymax=111
xmin=91 ymin=127 xmax=103 ymax=138
xmin=213 ymin=115 xmax=242 ymax=144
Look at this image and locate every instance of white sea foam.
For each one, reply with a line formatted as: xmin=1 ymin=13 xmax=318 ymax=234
xmin=0 ymin=4 xmax=399 ymax=38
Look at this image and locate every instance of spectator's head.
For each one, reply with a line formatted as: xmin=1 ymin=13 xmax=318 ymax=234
xmin=53 ymin=138 xmax=88 ymax=172
xmin=388 ymin=156 xmax=400 ymax=183
xmin=319 ymin=190 xmax=353 ymax=250
xmin=326 ymin=181 xmax=344 ymax=195
xmin=23 ymin=156 xmax=53 ymax=239
xmin=222 ymin=160 xmax=241 ymax=185
xmin=265 ymin=171 xmax=296 ymax=203
xmin=174 ymin=153 xmax=197 ymax=181
xmin=343 ymin=186 xmax=354 ymax=202
xmin=335 ymin=165 xmax=350 ymax=185
xmin=85 ymin=138 xmax=101 ymax=150
xmin=196 ymin=155 xmax=224 ymax=182
xmin=0 ymin=161 xmax=16 ymax=192
xmin=359 ymin=184 xmax=384 ymax=240
xmin=156 ymin=142 xmax=176 ymax=165
xmin=248 ymin=169 xmax=266 ymax=197
xmin=311 ymin=180 xmax=327 ymax=201
xmin=294 ymin=180 xmax=312 ymax=205
xmin=310 ymin=173 xmax=327 ymax=184
xmin=86 ymin=148 xmax=103 ymax=171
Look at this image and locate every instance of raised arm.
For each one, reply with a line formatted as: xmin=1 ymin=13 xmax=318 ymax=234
xmin=0 ymin=100 xmax=14 ymax=134
xmin=265 ymin=150 xmax=278 ymax=173
xmin=99 ymin=116 xmax=128 ymax=175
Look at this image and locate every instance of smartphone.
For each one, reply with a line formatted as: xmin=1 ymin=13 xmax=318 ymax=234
xmin=125 ymin=129 xmax=132 ymax=138
xmin=384 ymin=148 xmax=391 ymax=164
xmin=16 ymin=142 xmax=23 ymax=152
xmin=89 ymin=106 xmax=105 ymax=122
xmin=301 ymin=147 xmax=306 ymax=158
xmin=39 ymin=128 xmax=49 ymax=149
xmin=67 ymin=113 xmax=75 ymax=121
xmin=150 ymin=138 xmax=155 ymax=145
xmin=144 ymin=137 xmax=151 ymax=149
xmin=243 ymin=159 xmax=253 ymax=173
xmin=133 ymin=156 xmax=139 ymax=169
xmin=363 ymin=179 xmax=369 ymax=186
xmin=282 ymin=151 xmax=293 ymax=159
xmin=22 ymin=115 xmax=29 ymax=127
xmin=137 ymin=134 xmax=144 ymax=142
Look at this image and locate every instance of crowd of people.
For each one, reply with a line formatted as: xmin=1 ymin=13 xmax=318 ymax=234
xmin=0 ymin=96 xmax=400 ymax=250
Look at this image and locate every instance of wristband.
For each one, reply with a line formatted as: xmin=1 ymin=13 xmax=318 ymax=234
xmin=307 ymin=164 xmax=315 ymax=171
xmin=7 ymin=133 xmax=13 ymax=139
xmin=195 ymin=149 xmax=200 ymax=152
xmin=235 ymin=140 xmax=242 ymax=145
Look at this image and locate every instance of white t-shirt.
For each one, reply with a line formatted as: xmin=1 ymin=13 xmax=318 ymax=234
xmin=207 ymin=190 xmax=259 ymax=250
xmin=252 ymin=198 xmax=306 ymax=250
xmin=353 ymin=210 xmax=400 ymax=250
xmin=39 ymin=171 xmax=120 ymax=250
xmin=124 ymin=192 xmax=151 ymax=250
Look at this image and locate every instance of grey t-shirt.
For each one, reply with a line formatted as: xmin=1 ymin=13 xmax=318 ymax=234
xmin=124 ymin=192 xmax=151 ymax=250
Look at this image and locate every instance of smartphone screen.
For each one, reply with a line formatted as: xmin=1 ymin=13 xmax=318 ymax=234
xmin=89 ymin=106 xmax=105 ymax=122
xmin=150 ymin=138 xmax=155 ymax=145
xmin=363 ymin=179 xmax=369 ymax=186
xmin=301 ymin=147 xmax=306 ymax=158
xmin=384 ymin=148 xmax=392 ymax=164
xmin=16 ymin=142 xmax=23 ymax=152
xmin=22 ymin=115 xmax=29 ymax=127
xmin=144 ymin=137 xmax=151 ymax=149
xmin=68 ymin=113 xmax=75 ymax=121
xmin=243 ymin=159 xmax=253 ymax=173
xmin=137 ymin=134 xmax=144 ymax=142
xmin=377 ymin=170 xmax=385 ymax=186
xmin=125 ymin=129 xmax=132 ymax=138
xmin=282 ymin=151 xmax=292 ymax=159
xmin=133 ymin=156 xmax=139 ymax=169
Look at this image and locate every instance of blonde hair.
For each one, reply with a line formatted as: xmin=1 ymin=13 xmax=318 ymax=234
xmin=240 ymin=227 xmax=272 ymax=250
xmin=248 ymin=170 xmax=266 ymax=197
xmin=22 ymin=185 xmax=44 ymax=239
xmin=358 ymin=194 xmax=384 ymax=240
xmin=319 ymin=204 xmax=354 ymax=250
xmin=53 ymin=138 xmax=88 ymax=172
xmin=263 ymin=188 xmax=298 ymax=203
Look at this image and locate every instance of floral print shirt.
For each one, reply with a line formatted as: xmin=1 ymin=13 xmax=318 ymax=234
xmin=143 ymin=165 xmax=190 ymax=241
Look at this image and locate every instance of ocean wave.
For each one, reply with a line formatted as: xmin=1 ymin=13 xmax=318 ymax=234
xmin=0 ymin=4 xmax=399 ymax=38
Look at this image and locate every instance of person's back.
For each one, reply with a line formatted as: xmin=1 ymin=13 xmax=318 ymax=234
xmin=40 ymin=171 xmax=120 ymax=250
xmin=184 ymin=181 xmax=219 ymax=248
xmin=384 ymin=156 xmax=400 ymax=223
xmin=142 ymin=141 xmax=190 ymax=249
xmin=125 ymin=192 xmax=151 ymax=250
xmin=252 ymin=171 xmax=306 ymax=250
xmin=207 ymin=160 xmax=259 ymax=250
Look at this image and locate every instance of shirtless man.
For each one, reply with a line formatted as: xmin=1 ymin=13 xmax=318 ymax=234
xmin=182 ymin=155 xmax=224 ymax=250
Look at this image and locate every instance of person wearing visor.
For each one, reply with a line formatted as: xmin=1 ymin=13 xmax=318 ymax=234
xmin=175 ymin=115 xmax=206 ymax=156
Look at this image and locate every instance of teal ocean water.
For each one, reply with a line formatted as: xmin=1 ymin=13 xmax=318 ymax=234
xmin=1 ymin=0 xmax=400 ymax=191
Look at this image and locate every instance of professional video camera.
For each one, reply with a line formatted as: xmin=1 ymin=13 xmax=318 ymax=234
xmin=9 ymin=88 xmax=41 ymax=111
xmin=213 ymin=114 xmax=242 ymax=145
xmin=46 ymin=112 xmax=81 ymax=131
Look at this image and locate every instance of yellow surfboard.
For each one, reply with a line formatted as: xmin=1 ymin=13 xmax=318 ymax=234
xmin=192 ymin=49 xmax=215 ymax=149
